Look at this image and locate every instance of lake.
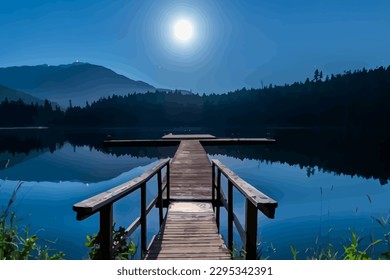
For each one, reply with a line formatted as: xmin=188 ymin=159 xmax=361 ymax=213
xmin=0 ymin=128 xmax=389 ymax=259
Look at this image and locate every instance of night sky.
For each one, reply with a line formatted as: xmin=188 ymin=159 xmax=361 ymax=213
xmin=1 ymin=0 xmax=389 ymax=93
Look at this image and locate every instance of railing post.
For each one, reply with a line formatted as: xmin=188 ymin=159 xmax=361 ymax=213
xmin=245 ymin=199 xmax=258 ymax=260
xmin=212 ymin=162 xmax=215 ymax=211
xmin=166 ymin=162 xmax=170 ymax=202
xmin=99 ymin=203 xmax=113 ymax=259
xmin=157 ymin=169 xmax=163 ymax=226
xmin=216 ymin=169 xmax=221 ymax=231
xmin=228 ymin=180 xmax=233 ymax=252
xmin=140 ymin=182 xmax=147 ymax=258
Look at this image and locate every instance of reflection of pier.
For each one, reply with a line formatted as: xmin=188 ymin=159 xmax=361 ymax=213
xmin=73 ymin=135 xmax=277 ymax=260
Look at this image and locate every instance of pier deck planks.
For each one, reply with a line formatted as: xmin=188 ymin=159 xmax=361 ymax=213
xmin=144 ymin=139 xmax=231 ymax=259
xmin=169 ymin=140 xmax=213 ymax=200
xmin=144 ymin=202 xmax=231 ymax=260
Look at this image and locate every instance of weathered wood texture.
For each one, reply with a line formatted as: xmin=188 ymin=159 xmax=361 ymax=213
xmin=212 ymin=159 xmax=278 ymax=259
xmin=200 ymin=138 xmax=276 ymax=145
xmin=212 ymin=159 xmax=277 ymax=218
xmin=162 ymin=134 xmax=216 ymax=139
xmin=73 ymin=158 xmax=170 ymax=220
xmin=145 ymin=140 xmax=231 ymax=259
xmin=103 ymin=139 xmax=180 ymax=147
xmin=103 ymin=137 xmax=275 ymax=147
xmin=169 ymin=140 xmax=212 ymax=200
xmin=144 ymin=202 xmax=231 ymax=260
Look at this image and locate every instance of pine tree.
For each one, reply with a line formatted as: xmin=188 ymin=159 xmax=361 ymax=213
xmin=314 ymin=69 xmax=320 ymax=82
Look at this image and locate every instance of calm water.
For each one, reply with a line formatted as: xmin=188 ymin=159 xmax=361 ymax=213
xmin=0 ymin=129 xmax=389 ymax=259
xmin=206 ymin=154 xmax=390 ymax=259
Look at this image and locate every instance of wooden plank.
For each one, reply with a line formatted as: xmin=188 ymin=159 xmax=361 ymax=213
xmin=169 ymin=140 xmax=212 ymax=200
xmin=153 ymin=236 xmax=224 ymax=240
xmin=99 ymin=204 xmax=113 ymax=259
xmin=147 ymin=255 xmax=231 ymax=260
xmin=103 ymin=136 xmax=275 ymax=147
xmin=212 ymin=159 xmax=278 ymax=218
xmin=125 ymin=189 xmax=162 ymax=236
xmin=152 ymin=239 xmax=224 ymax=244
xmin=200 ymin=138 xmax=276 ymax=145
xmin=245 ymin=198 xmax=258 ymax=260
xmin=140 ymin=183 xmax=147 ymax=257
xmin=228 ymin=181 xmax=233 ymax=251
xmin=144 ymin=202 xmax=231 ymax=260
xmin=219 ymin=189 xmax=246 ymax=244
xmin=103 ymin=139 xmax=180 ymax=147
xmin=157 ymin=170 xmax=163 ymax=226
xmin=162 ymin=134 xmax=216 ymax=139
xmin=73 ymin=158 xmax=170 ymax=219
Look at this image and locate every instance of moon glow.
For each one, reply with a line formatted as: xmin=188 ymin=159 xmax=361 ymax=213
xmin=174 ymin=19 xmax=193 ymax=42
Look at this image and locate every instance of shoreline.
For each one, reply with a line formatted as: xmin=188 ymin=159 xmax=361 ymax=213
xmin=0 ymin=126 xmax=48 ymax=130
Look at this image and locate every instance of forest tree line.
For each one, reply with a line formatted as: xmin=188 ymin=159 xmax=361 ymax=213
xmin=1 ymin=66 xmax=390 ymax=132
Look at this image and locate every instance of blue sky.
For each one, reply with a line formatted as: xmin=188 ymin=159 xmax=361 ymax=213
xmin=1 ymin=0 xmax=389 ymax=93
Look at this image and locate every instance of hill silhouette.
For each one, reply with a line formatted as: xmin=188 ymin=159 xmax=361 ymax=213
xmin=0 ymin=62 xmax=155 ymax=107
xmin=0 ymin=84 xmax=44 ymax=105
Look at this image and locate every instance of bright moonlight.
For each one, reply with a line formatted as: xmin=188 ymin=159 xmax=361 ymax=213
xmin=174 ymin=19 xmax=193 ymax=42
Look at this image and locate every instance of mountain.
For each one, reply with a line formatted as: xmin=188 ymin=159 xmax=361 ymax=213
xmin=0 ymin=84 xmax=45 ymax=105
xmin=0 ymin=62 xmax=155 ymax=107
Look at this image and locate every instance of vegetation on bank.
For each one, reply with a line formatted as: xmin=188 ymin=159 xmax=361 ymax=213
xmin=289 ymin=230 xmax=389 ymax=260
xmin=231 ymin=220 xmax=390 ymax=260
xmin=0 ymin=182 xmax=65 ymax=260
xmin=85 ymin=225 xmax=136 ymax=260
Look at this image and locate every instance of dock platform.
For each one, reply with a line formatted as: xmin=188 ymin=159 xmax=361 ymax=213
xmin=74 ymin=134 xmax=277 ymax=260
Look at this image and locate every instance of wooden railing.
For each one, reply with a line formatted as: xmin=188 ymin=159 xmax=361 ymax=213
xmin=211 ymin=159 xmax=278 ymax=260
xmin=73 ymin=158 xmax=170 ymax=259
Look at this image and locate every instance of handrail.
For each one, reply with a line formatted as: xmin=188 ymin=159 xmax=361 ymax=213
xmin=73 ymin=158 xmax=170 ymax=259
xmin=212 ymin=159 xmax=278 ymax=260
xmin=73 ymin=158 xmax=170 ymax=220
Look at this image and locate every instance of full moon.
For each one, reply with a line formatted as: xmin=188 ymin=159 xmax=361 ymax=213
xmin=174 ymin=19 xmax=193 ymax=42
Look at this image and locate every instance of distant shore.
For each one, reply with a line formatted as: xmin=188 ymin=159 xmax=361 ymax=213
xmin=0 ymin=126 xmax=48 ymax=130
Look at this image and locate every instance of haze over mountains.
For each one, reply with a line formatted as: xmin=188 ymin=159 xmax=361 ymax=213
xmin=0 ymin=84 xmax=44 ymax=105
xmin=0 ymin=62 xmax=156 ymax=107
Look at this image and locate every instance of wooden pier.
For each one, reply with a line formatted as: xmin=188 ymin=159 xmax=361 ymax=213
xmin=74 ymin=134 xmax=277 ymax=260
xmin=145 ymin=140 xmax=228 ymax=259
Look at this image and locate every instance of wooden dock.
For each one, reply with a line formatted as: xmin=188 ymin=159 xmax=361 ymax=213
xmin=104 ymin=136 xmax=276 ymax=147
xmin=169 ymin=140 xmax=212 ymax=200
xmin=145 ymin=202 xmax=231 ymax=259
xmin=145 ymin=139 xmax=230 ymax=259
xmin=74 ymin=134 xmax=277 ymax=260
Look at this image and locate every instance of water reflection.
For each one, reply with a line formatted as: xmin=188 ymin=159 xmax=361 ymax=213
xmin=0 ymin=160 xmax=166 ymax=259
xmin=0 ymin=143 xmax=160 ymax=182
xmin=0 ymin=127 xmax=389 ymax=259
xmin=1 ymin=127 xmax=388 ymax=183
xmin=208 ymin=155 xmax=390 ymax=259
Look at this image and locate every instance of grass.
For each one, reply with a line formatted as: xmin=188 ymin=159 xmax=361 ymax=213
xmin=285 ymin=186 xmax=390 ymax=260
xmin=85 ymin=224 xmax=137 ymax=260
xmin=232 ymin=211 xmax=390 ymax=260
xmin=232 ymin=241 xmax=276 ymax=260
xmin=288 ymin=218 xmax=390 ymax=260
xmin=0 ymin=181 xmax=65 ymax=260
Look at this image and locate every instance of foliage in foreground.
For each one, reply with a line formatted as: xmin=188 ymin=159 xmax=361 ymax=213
xmin=233 ymin=213 xmax=390 ymax=260
xmin=0 ymin=182 xmax=65 ymax=260
xmin=85 ymin=225 xmax=137 ymax=260
xmin=290 ymin=228 xmax=390 ymax=260
xmin=232 ymin=241 xmax=276 ymax=260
